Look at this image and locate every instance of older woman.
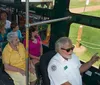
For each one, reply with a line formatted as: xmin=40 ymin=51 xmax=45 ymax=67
xmin=2 ymin=32 xmax=37 ymax=85
xmin=23 ymin=26 xmax=43 ymax=65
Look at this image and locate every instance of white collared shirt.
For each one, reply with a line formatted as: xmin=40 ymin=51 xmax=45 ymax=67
xmin=48 ymin=53 xmax=82 ymax=85
xmin=5 ymin=20 xmax=11 ymax=29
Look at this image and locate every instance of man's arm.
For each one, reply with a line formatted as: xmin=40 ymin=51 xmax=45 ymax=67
xmin=80 ymin=61 xmax=93 ymax=73
xmin=62 ymin=82 xmax=72 ymax=85
xmin=80 ymin=53 xmax=100 ymax=73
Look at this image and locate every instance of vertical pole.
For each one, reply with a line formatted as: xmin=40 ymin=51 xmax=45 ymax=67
xmin=16 ymin=9 xmax=18 ymax=24
xmin=26 ymin=0 xmax=29 ymax=85
xmin=76 ymin=25 xmax=83 ymax=48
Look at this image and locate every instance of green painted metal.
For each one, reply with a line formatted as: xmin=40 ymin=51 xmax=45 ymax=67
xmin=1 ymin=0 xmax=100 ymax=49
xmin=0 ymin=0 xmax=100 ymax=85
xmin=19 ymin=0 xmax=100 ymax=85
xmin=29 ymin=0 xmax=70 ymax=50
xmin=0 ymin=0 xmax=21 ymax=7
xmin=29 ymin=0 xmax=100 ymax=49
xmin=70 ymin=13 xmax=100 ymax=28
xmin=49 ymin=0 xmax=70 ymax=49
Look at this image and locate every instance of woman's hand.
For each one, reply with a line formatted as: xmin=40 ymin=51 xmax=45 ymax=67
xmin=32 ymin=59 xmax=39 ymax=65
xmin=35 ymin=57 xmax=40 ymax=60
xmin=29 ymin=67 xmax=35 ymax=74
xmin=18 ymin=69 xmax=25 ymax=76
xmin=29 ymin=60 xmax=35 ymax=74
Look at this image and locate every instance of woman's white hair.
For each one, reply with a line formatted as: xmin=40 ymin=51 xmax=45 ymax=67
xmin=7 ymin=32 xmax=18 ymax=42
xmin=55 ymin=37 xmax=72 ymax=52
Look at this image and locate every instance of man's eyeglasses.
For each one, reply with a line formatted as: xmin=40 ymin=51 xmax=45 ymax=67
xmin=61 ymin=46 xmax=75 ymax=52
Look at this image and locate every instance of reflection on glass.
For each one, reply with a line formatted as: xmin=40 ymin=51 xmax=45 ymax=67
xmin=69 ymin=0 xmax=100 ymax=17
xmin=69 ymin=23 xmax=100 ymax=68
xmin=39 ymin=24 xmax=51 ymax=46
xmin=21 ymin=0 xmax=54 ymax=9
xmin=36 ymin=2 xmax=54 ymax=9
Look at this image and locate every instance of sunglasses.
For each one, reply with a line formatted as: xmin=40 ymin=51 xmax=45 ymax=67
xmin=61 ymin=46 xmax=74 ymax=52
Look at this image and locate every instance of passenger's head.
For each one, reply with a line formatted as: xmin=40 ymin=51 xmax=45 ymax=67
xmin=29 ymin=25 xmax=38 ymax=39
xmin=0 ymin=11 xmax=8 ymax=21
xmin=7 ymin=32 xmax=19 ymax=46
xmin=11 ymin=22 xmax=19 ymax=31
xmin=0 ymin=20 xmax=5 ymax=32
xmin=55 ymin=37 xmax=74 ymax=59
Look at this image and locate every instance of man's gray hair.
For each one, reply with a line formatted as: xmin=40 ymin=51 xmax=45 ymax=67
xmin=7 ymin=32 xmax=18 ymax=42
xmin=55 ymin=37 xmax=72 ymax=52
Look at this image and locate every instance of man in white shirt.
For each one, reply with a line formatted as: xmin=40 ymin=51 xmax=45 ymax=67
xmin=48 ymin=37 xmax=100 ymax=85
xmin=0 ymin=11 xmax=11 ymax=29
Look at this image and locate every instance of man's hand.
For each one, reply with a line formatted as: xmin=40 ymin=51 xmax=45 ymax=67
xmin=90 ymin=53 xmax=100 ymax=64
xmin=80 ymin=53 xmax=100 ymax=73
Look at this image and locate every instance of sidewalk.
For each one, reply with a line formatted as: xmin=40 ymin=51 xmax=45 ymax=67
xmin=70 ymin=5 xmax=100 ymax=13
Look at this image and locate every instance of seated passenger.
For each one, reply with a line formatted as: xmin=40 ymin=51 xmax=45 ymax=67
xmin=0 ymin=11 xmax=11 ymax=29
xmin=10 ymin=22 xmax=23 ymax=40
xmin=2 ymin=32 xmax=37 ymax=85
xmin=0 ymin=20 xmax=7 ymax=41
xmin=23 ymin=26 xmax=43 ymax=65
xmin=0 ymin=20 xmax=11 ymax=51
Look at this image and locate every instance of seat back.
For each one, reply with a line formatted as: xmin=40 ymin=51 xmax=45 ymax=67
xmin=40 ymin=50 xmax=56 ymax=85
xmin=0 ymin=67 xmax=14 ymax=85
xmin=35 ymin=62 xmax=43 ymax=85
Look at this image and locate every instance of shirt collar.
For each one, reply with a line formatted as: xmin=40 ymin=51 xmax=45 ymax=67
xmin=7 ymin=43 xmax=19 ymax=52
xmin=7 ymin=43 xmax=13 ymax=52
xmin=56 ymin=53 xmax=67 ymax=62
